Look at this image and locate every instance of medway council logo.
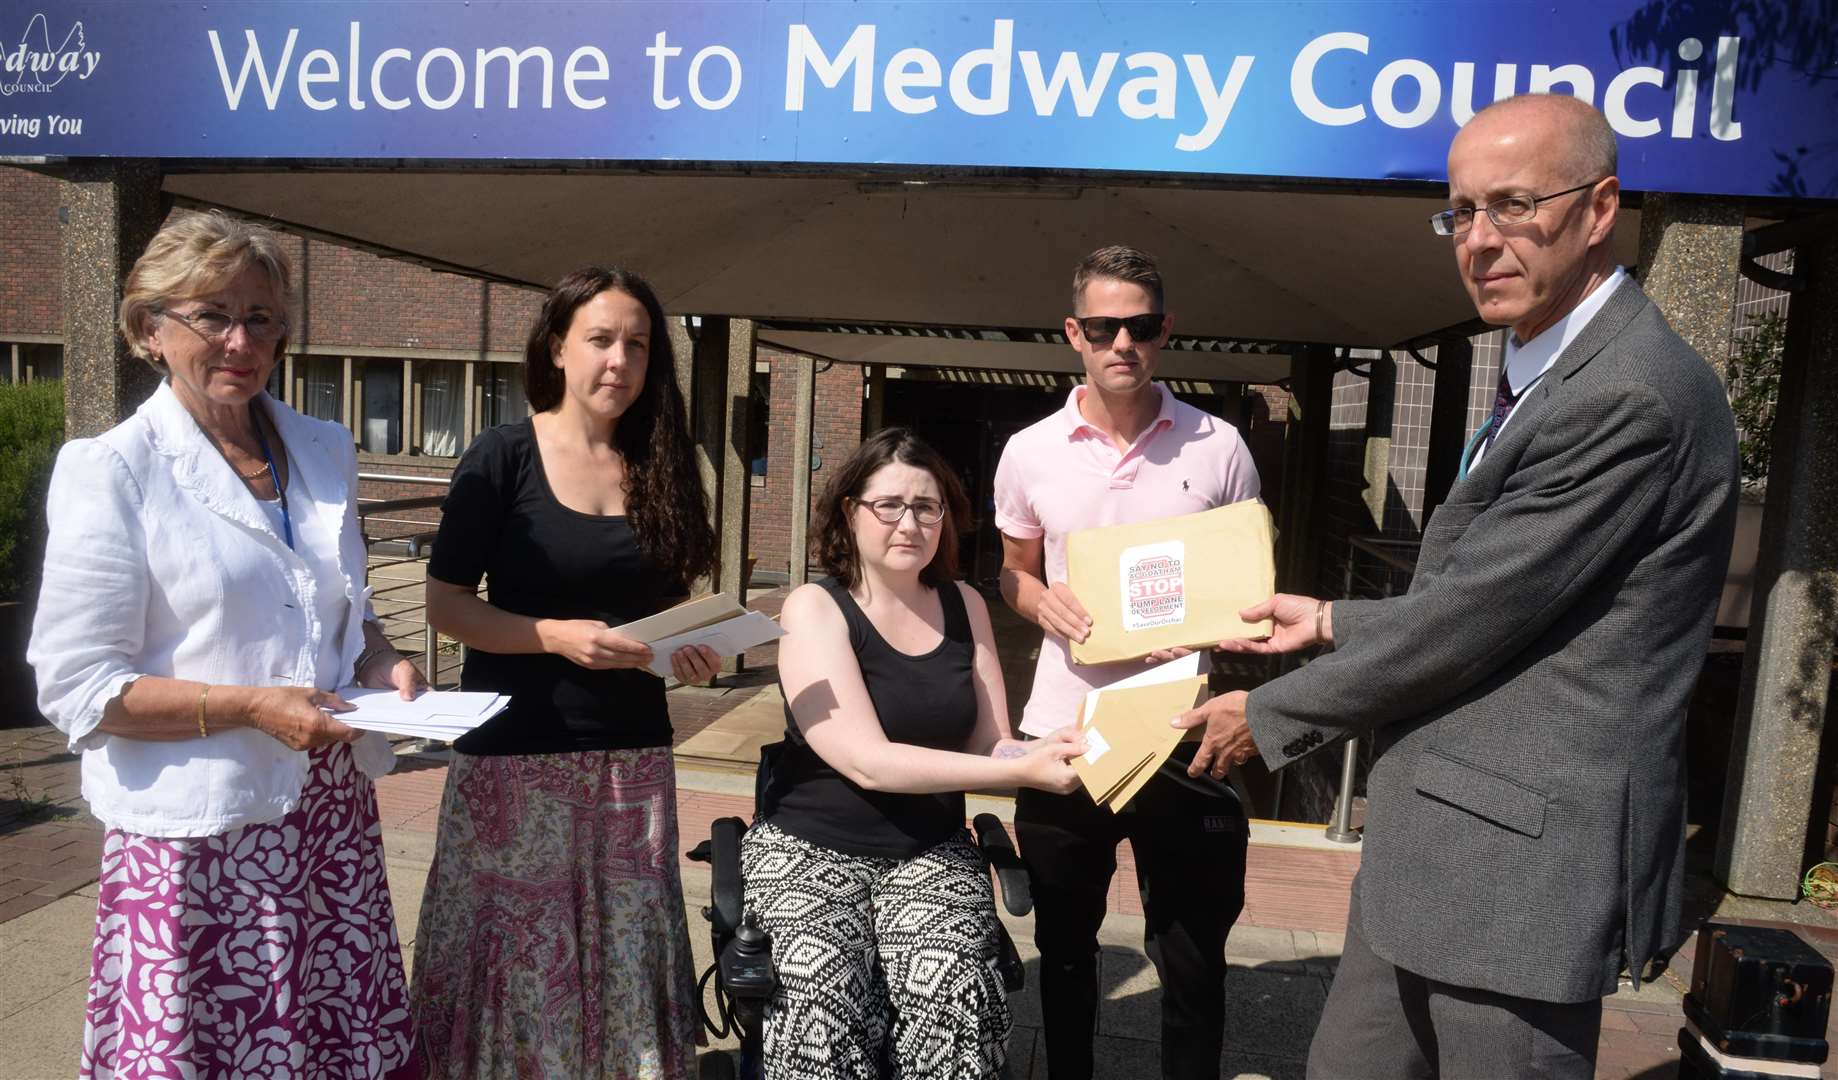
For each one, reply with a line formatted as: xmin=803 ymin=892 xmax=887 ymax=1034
xmin=3 ymin=14 xmax=101 ymax=97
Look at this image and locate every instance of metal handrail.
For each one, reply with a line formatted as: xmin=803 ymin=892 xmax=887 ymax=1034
xmin=1322 ymin=534 xmax=1424 ymax=844
xmin=361 ymin=493 xmax=460 ymax=690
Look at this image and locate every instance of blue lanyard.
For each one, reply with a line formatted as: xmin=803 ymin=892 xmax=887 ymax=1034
xmin=249 ymin=407 xmax=293 ymax=551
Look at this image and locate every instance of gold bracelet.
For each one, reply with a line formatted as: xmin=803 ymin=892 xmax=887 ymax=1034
xmin=1315 ymin=600 xmax=1328 ymax=646
xmin=196 ymin=685 xmax=211 ymax=739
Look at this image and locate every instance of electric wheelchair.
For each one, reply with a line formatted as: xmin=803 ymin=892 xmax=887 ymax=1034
xmin=687 ymin=742 xmax=1035 ymax=1080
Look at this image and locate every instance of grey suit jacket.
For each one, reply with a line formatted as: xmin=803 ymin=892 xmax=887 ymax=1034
xmin=1248 ymin=278 xmax=1739 ymax=1004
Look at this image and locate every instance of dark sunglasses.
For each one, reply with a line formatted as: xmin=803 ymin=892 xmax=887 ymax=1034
xmin=1074 ymin=313 xmax=1163 ymax=346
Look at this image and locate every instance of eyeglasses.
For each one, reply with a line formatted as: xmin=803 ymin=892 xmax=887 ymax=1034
xmin=1429 ymin=180 xmax=1605 ymax=237
xmin=855 ymin=497 xmax=946 ymax=526
xmin=158 ymin=307 xmax=288 ymax=342
xmin=1073 ymin=313 xmax=1164 ymax=346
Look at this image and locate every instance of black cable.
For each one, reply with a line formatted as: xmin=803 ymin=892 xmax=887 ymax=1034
xmin=697 ymin=961 xmax=734 ymax=1039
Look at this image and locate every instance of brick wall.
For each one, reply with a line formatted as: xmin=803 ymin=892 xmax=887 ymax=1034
xmin=0 ymin=169 xmax=62 ymax=334
xmin=747 ymin=351 xmax=864 ymax=577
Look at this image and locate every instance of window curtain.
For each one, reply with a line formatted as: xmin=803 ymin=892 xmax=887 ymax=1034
xmin=300 ymin=356 xmax=341 ymax=422
xmin=419 ymin=360 xmax=463 ymax=457
xmin=480 ymin=362 xmax=528 ymax=429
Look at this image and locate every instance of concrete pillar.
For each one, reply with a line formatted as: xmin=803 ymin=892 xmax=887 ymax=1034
xmin=787 ymin=354 xmax=817 ymax=587
xmin=1360 ymin=356 xmax=1397 ymax=530
xmin=1423 ymin=336 xmax=1475 ymax=523
xmin=58 ymin=161 xmax=166 ymax=438
xmin=716 ymin=319 xmax=757 ymax=671
xmin=863 ymin=364 xmax=886 ymax=433
xmin=667 ymin=317 xmax=695 ymax=419
xmin=1276 ymin=345 xmax=1334 ymax=596
xmin=1716 ymin=223 xmax=1838 ymax=898
xmin=1637 ymin=194 xmax=1745 ymax=381
xmin=690 ymin=319 xmax=728 ymax=535
xmin=461 ymin=360 xmax=476 ymax=444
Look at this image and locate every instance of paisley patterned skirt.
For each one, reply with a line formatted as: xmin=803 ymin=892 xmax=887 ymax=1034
xmin=80 ymin=743 xmax=413 ymax=1080
xmin=409 ymin=747 xmax=698 ymax=1080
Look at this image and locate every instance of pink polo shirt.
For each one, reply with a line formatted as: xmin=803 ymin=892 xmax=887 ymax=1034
xmin=993 ymin=383 xmax=1261 ymax=737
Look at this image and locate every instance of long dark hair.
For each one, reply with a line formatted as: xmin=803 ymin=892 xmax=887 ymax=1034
xmin=812 ymin=427 xmax=971 ymax=589
xmin=523 ymin=266 xmax=714 ymax=587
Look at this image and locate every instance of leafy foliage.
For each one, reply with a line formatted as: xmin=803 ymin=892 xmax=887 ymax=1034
xmin=0 ymin=379 xmax=65 ymax=603
xmin=1728 ymin=312 xmax=1785 ymax=491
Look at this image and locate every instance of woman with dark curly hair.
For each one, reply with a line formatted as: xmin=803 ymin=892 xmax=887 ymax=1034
xmin=409 ymin=267 xmax=717 ymax=1078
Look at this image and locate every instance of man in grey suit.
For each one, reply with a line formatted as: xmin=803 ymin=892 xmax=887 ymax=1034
xmin=1173 ymin=94 xmax=1739 ymax=1077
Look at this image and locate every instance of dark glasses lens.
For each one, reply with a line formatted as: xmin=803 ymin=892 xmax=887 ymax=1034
xmin=1076 ymin=313 xmax=1163 ymax=345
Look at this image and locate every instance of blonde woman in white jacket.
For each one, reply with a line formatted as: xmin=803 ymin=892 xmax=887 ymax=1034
xmin=28 ymin=211 xmax=425 ymax=1080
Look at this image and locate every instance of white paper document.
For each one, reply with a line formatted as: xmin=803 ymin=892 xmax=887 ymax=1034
xmin=1079 ymin=650 xmax=1207 ymax=728
xmin=638 ymin=610 xmax=785 ymax=678
xmin=612 ymin=593 xmax=786 ymax=678
xmin=331 ymin=687 xmax=509 ymax=740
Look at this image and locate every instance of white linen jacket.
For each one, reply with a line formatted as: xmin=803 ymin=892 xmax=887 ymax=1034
xmin=28 ymin=381 xmax=395 ymax=837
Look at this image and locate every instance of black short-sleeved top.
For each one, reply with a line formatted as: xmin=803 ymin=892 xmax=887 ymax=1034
xmin=427 ymin=420 xmax=681 ymax=756
xmin=763 ymin=576 xmax=979 ymax=859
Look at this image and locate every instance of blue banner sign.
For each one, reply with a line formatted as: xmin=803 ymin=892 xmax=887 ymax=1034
xmin=2 ymin=2 xmax=1831 ymax=199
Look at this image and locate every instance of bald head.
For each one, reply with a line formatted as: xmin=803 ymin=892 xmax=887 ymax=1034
xmin=1459 ymin=94 xmax=1618 ymax=187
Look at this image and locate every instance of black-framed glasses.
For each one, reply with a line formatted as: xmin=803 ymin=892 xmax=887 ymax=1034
xmin=1429 ymin=180 xmax=1605 ymax=237
xmin=159 ymin=307 xmax=288 ymax=342
xmin=1073 ymin=312 xmax=1164 ymax=346
xmin=855 ymin=497 xmax=946 ymax=526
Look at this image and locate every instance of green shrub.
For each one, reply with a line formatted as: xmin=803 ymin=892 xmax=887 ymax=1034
xmin=1728 ymin=312 xmax=1785 ymax=491
xmin=0 ymin=379 xmax=65 ymax=603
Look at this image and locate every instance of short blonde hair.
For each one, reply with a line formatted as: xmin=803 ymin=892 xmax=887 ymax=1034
xmin=118 ymin=210 xmax=299 ymax=370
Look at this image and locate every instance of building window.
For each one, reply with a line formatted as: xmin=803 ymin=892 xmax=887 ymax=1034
xmin=266 ymin=363 xmax=285 ymax=400
xmin=359 ymin=358 xmax=403 ymax=454
xmin=419 ymin=360 xmax=464 ymax=457
xmin=479 ymin=362 xmax=528 ymax=429
xmin=7 ymin=342 xmax=63 ymax=382
xmin=298 ymin=355 xmax=342 ymax=422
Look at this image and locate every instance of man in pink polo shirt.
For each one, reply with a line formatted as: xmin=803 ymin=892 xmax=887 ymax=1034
xmin=994 ymin=245 xmax=1261 ymax=1080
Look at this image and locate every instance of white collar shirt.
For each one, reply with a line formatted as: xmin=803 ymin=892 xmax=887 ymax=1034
xmin=1470 ymin=266 xmax=1627 ymax=469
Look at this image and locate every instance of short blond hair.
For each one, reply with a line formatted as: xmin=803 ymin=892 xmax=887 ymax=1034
xmin=118 ymin=210 xmax=299 ymax=370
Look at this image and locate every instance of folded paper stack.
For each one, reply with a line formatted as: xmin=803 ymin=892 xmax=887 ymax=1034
xmin=332 ymin=687 xmax=510 ymax=741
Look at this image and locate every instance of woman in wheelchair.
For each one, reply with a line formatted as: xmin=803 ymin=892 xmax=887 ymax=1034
xmin=743 ymin=427 xmax=1087 ymax=1079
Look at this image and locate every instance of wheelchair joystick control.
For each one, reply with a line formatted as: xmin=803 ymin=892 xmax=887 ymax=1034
xmin=720 ymin=914 xmax=776 ymax=1001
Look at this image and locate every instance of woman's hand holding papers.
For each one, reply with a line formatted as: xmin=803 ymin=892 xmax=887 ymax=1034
xmin=1008 ymin=725 xmax=1087 ymax=795
xmin=1171 ymin=691 xmax=1258 ymax=781
xmin=541 ymin=619 xmax=657 ymax=671
xmin=668 ymin=643 xmax=721 ymax=686
xmin=1215 ymin=594 xmax=1332 ymax=655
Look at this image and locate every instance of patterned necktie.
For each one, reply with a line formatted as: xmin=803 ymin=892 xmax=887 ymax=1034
xmin=1481 ymin=366 xmax=1526 ymax=454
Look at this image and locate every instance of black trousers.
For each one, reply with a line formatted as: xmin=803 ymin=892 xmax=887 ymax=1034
xmin=1306 ymin=890 xmax=1602 ymax=1080
xmin=1014 ymin=746 xmax=1249 ymax=1080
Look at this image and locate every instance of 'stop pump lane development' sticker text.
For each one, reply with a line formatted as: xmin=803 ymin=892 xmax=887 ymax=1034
xmin=1121 ymin=540 xmax=1186 ymax=633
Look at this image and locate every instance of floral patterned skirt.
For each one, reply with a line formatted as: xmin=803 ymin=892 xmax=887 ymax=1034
xmin=409 ymin=746 xmax=698 ymax=1080
xmin=80 ymin=743 xmax=413 ymax=1080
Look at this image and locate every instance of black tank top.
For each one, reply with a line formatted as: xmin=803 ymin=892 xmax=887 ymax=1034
xmin=764 ymin=577 xmax=978 ymax=859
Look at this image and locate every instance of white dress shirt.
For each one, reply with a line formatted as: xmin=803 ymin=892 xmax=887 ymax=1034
xmin=29 ymin=381 xmax=395 ymax=837
xmin=1470 ymin=266 xmax=1628 ymax=470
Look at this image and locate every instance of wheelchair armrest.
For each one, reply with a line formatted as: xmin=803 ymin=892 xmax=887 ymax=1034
xmin=708 ymin=816 xmax=748 ymax=935
xmin=973 ymin=812 xmax=1032 ymax=917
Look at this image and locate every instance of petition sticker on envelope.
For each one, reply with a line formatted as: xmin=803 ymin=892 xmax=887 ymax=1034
xmin=1121 ymin=540 xmax=1186 ymax=632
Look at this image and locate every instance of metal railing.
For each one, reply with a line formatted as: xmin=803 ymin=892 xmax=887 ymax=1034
xmin=361 ymin=492 xmax=464 ymax=690
xmin=1322 ymin=535 xmax=1422 ymax=844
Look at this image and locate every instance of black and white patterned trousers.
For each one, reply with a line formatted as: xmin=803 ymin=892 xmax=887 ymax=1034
xmin=740 ymin=821 xmax=1011 ymax=1079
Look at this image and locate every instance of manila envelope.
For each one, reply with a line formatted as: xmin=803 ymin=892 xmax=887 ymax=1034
xmin=1074 ymin=675 xmax=1210 ymax=811
xmin=1066 ymin=500 xmax=1276 ymax=666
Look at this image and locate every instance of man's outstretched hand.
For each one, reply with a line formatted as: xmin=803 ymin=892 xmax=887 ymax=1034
xmin=1216 ymin=594 xmax=1332 ymax=655
xmin=1172 ymin=690 xmax=1259 ymax=780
